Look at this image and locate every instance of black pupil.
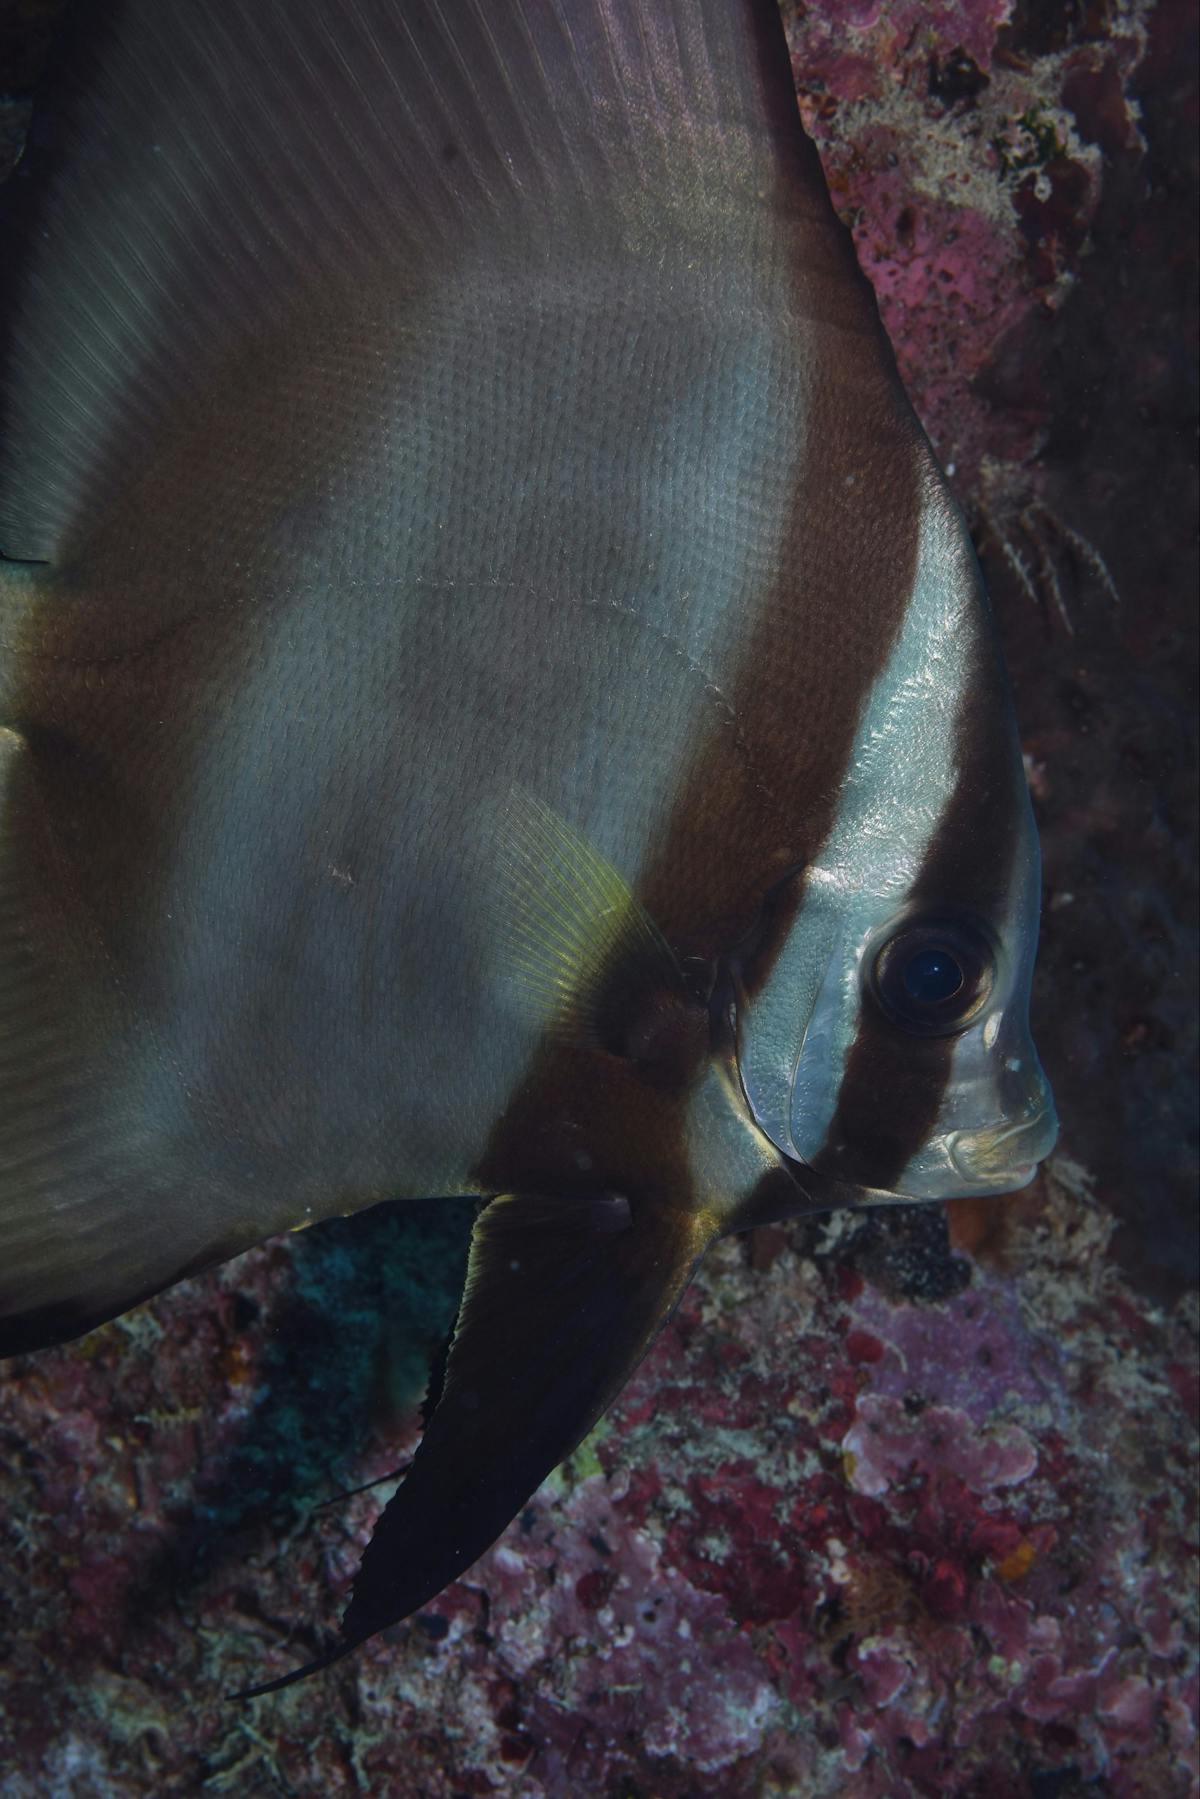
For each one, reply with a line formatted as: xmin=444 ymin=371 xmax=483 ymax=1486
xmin=902 ymin=946 xmax=964 ymax=1004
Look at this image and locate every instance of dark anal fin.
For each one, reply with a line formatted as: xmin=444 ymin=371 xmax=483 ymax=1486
xmin=234 ymin=1190 xmax=713 ymax=1697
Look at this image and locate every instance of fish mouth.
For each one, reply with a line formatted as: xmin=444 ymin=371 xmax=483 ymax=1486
xmin=947 ymin=1105 xmax=1058 ymax=1188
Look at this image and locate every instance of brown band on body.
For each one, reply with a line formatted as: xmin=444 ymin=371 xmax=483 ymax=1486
xmin=813 ymin=650 xmax=1024 ymax=1190
xmin=472 ymin=1045 xmax=697 ymax=1209
xmin=1 ymin=272 xmax=430 ymax=1235
xmin=476 ymin=17 xmax=924 ymax=1204
xmin=632 ymin=0 xmax=923 ymax=987
xmin=634 ymin=372 xmax=924 ymax=988
xmin=6 ymin=289 xmax=364 ymax=979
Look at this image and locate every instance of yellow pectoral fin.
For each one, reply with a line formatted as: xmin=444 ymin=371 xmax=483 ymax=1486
xmin=490 ymin=788 xmax=695 ymax=1062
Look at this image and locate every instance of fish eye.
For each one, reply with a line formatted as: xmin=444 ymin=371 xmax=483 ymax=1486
xmin=869 ymin=916 xmax=994 ymax=1037
xmin=902 ymin=946 xmax=963 ymax=1003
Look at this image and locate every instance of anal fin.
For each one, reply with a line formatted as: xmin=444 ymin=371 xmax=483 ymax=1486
xmin=234 ymin=1188 xmax=714 ymax=1696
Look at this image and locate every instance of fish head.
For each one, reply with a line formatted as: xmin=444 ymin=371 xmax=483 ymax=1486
xmin=731 ymin=481 xmax=1057 ymax=1203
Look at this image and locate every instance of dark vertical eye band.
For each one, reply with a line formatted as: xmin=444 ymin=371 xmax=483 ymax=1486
xmin=870 ymin=916 xmax=994 ymax=1036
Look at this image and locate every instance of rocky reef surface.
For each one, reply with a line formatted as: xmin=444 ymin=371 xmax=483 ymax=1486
xmin=1 ymin=1169 xmax=1195 ymax=1796
xmin=1 ymin=1 xmax=1196 ymax=1794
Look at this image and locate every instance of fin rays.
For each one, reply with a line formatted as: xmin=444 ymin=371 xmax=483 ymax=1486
xmin=491 ymin=788 xmax=682 ymax=1048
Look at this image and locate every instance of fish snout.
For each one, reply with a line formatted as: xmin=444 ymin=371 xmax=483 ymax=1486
xmin=946 ymin=1098 xmax=1059 ymax=1190
xmin=890 ymin=1043 xmax=1058 ymax=1199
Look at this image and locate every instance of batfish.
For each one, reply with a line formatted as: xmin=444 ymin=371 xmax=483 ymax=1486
xmin=0 ymin=0 xmax=1057 ymax=1692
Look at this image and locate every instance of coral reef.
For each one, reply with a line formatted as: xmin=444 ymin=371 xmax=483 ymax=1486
xmin=0 ymin=1167 xmax=1195 ymax=1794
xmin=784 ymin=0 xmax=1147 ymax=486
xmin=1 ymin=1 xmax=1196 ymax=1794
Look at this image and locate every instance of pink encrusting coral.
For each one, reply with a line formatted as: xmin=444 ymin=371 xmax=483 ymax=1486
xmin=6 ymin=1161 xmax=1195 ymax=1797
xmin=841 ymin=1394 xmax=1039 ymax=1498
xmin=782 ymin=0 xmax=1151 ymax=487
xmin=789 ymin=0 xmax=1014 ymax=83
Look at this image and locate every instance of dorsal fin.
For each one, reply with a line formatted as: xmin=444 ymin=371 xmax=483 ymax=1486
xmin=0 ymin=0 xmax=870 ymax=564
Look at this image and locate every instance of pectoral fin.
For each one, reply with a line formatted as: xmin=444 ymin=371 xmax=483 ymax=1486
xmin=492 ymin=789 xmax=685 ymax=1047
xmin=490 ymin=788 xmax=710 ymax=1080
xmin=235 ymin=1188 xmax=715 ymax=1696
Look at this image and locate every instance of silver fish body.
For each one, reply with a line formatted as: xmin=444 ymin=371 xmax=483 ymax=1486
xmin=0 ymin=0 xmax=1055 ymax=1685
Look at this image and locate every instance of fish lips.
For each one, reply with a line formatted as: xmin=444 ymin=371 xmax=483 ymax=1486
xmin=755 ymin=1100 xmax=1059 ymax=1219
